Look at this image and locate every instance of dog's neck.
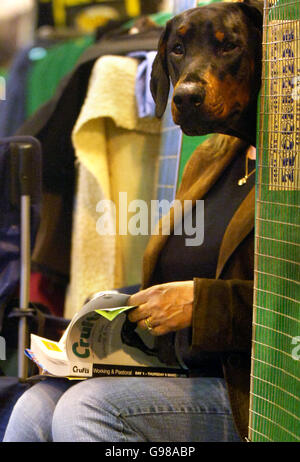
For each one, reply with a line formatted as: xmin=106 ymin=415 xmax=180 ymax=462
xmin=225 ymin=97 xmax=258 ymax=147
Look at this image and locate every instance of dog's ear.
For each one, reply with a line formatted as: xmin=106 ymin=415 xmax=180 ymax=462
xmin=150 ymin=20 xmax=172 ymax=118
xmin=238 ymin=0 xmax=263 ymax=31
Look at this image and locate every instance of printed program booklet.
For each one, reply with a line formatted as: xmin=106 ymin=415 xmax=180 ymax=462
xmin=25 ymin=291 xmax=188 ymax=379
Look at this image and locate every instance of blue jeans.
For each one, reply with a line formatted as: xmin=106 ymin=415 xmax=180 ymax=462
xmin=3 ymin=377 xmax=241 ymax=442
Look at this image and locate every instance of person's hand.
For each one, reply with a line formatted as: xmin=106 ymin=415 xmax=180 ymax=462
xmin=127 ymin=281 xmax=194 ymax=336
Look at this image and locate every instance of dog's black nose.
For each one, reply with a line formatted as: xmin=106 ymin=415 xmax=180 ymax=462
xmin=173 ymin=83 xmax=205 ymax=110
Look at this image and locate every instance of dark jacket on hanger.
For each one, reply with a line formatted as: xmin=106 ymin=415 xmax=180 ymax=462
xmin=16 ymin=29 xmax=162 ymax=278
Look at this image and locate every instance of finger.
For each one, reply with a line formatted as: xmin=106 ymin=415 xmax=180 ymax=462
xmin=136 ymin=320 xmax=167 ymax=336
xmin=137 ymin=319 xmax=149 ymax=331
xmin=128 ymin=289 xmax=148 ymax=307
xmin=136 ymin=317 xmax=158 ymax=332
xmin=149 ymin=324 xmax=170 ymax=336
xmin=127 ymin=304 xmax=151 ymax=323
xmin=128 ymin=287 xmax=154 ymax=307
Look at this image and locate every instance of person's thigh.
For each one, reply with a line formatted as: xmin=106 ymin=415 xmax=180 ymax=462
xmin=3 ymin=379 xmax=73 ymax=442
xmin=52 ymin=376 xmax=241 ymax=442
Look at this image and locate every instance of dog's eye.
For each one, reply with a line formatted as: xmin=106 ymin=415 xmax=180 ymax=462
xmin=172 ymin=43 xmax=184 ymax=55
xmin=221 ymin=42 xmax=238 ymax=53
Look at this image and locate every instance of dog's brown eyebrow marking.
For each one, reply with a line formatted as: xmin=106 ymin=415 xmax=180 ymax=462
xmin=177 ymin=24 xmax=190 ymax=37
xmin=215 ymin=31 xmax=225 ymax=42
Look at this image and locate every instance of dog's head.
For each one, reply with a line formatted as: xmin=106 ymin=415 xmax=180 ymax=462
xmin=150 ymin=0 xmax=263 ymax=145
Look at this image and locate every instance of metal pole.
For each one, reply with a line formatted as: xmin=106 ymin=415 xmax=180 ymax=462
xmin=17 ymin=143 xmax=34 ymax=381
xmin=18 ymin=194 xmax=31 ymax=380
xmin=0 ymin=136 xmax=42 ymax=380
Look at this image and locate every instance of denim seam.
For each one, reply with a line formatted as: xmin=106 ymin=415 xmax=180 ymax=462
xmin=120 ymin=409 xmax=232 ymax=418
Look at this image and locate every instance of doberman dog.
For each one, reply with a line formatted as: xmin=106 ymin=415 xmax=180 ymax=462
xmin=150 ymin=0 xmax=263 ymax=146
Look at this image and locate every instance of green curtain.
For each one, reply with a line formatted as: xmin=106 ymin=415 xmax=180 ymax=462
xmin=26 ymin=35 xmax=94 ymax=117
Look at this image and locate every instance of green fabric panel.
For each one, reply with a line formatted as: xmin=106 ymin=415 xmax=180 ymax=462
xmin=124 ymin=1 xmax=221 ymax=28
xmin=123 ymin=11 xmax=173 ymax=29
xmin=178 ymin=134 xmax=212 ymax=186
xmin=26 ymin=35 xmax=94 ymax=117
xmin=197 ymin=0 xmax=220 ymax=5
xmin=0 ymin=68 xmax=8 ymax=79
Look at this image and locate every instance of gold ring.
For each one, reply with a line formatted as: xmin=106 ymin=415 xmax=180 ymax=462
xmin=144 ymin=317 xmax=153 ymax=331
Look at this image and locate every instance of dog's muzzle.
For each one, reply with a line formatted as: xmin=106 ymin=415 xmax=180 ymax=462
xmin=173 ymin=82 xmax=206 ymax=113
